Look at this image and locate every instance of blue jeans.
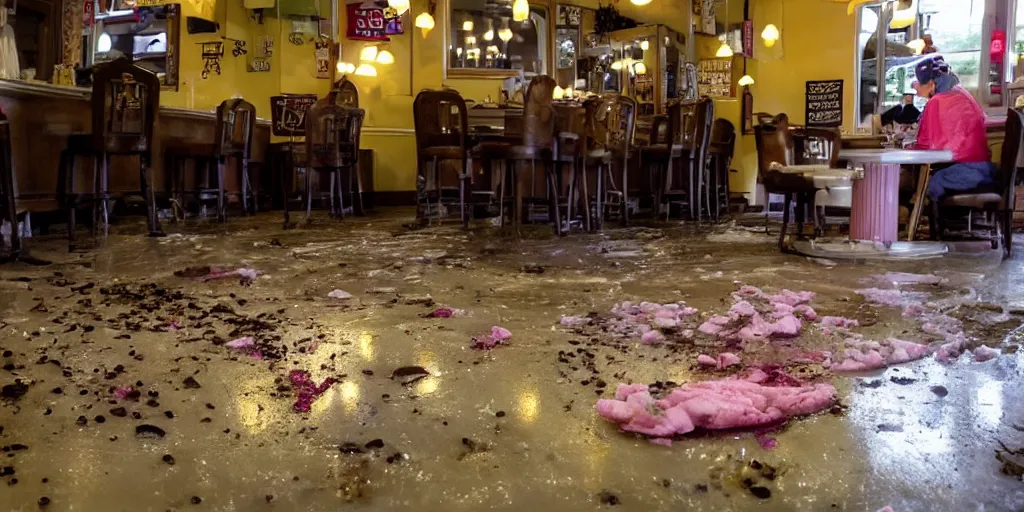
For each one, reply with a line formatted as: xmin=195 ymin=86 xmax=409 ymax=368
xmin=927 ymin=162 xmax=998 ymax=201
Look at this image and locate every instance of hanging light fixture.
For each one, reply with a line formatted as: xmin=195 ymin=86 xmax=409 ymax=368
xmin=462 ymin=20 xmax=474 ymax=31
xmin=633 ymin=62 xmax=647 ymax=75
xmin=97 ymin=32 xmax=112 ymax=53
xmin=716 ymin=40 xmax=734 ymax=58
xmin=388 ymin=0 xmax=409 ymax=15
xmin=565 ymin=87 xmax=573 ymax=97
xmin=415 ymin=12 xmax=435 ymax=29
xmin=355 ymin=63 xmax=377 ymax=76
xmin=610 ymin=60 xmax=623 ymax=71
xmin=761 ymin=24 xmax=780 ymax=48
xmin=376 ymin=48 xmax=395 ymax=64
xmin=498 ymin=28 xmax=513 ymax=42
xmin=512 ymin=0 xmax=529 ymax=22
xmin=465 ymin=35 xmax=477 ymax=45
xmin=360 ymin=46 xmax=378 ymax=62
xmin=639 ymin=40 xmax=649 ymax=51
xmin=553 ymin=85 xmax=564 ymax=99
xmin=630 ymin=0 xmax=651 ymax=5
xmin=738 ymin=74 xmax=755 ymax=86
xmin=484 ymin=20 xmax=494 ymax=41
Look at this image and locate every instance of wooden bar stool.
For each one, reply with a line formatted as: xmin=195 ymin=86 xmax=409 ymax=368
xmin=552 ymin=101 xmax=586 ymax=235
xmin=413 ymin=89 xmax=471 ymax=228
xmin=269 ymin=95 xmax=317 ymax=228
xmin=584 ymin=95 xmax=637 ymax=229
xmin=166 ymin=97 xmax=257 ymax=221
xmin=707 ymin=119 xmax=736 ymax=222
xmin=56 ymin=57 xmax=163 ymax=250
xmin=476 ymin=76 xmax=557 ymax=234
xmin=293 ymin=100 xmax=365 ymax=225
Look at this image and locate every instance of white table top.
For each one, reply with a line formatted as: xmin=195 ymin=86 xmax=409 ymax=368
xmin=838 ymin=148 xmax=954 ymax=165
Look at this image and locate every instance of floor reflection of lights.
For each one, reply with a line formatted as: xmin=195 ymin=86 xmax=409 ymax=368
xmin=516 ymin=389 xmax=539 ymax=423
xmin=974 ymin=375 xmax=1004 ymax=428
xmin=359 ymin=332 xmax=375 ymax=361
xmin=339 ymin=381 xmax=360 ymax=413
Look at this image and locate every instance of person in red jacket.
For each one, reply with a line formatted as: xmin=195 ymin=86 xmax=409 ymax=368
xmin=912 ymin=56 xmax=996 ymax=203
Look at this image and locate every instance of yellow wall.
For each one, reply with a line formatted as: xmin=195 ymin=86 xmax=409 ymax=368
xmin=730 ymin=0 xmax=856 ymax=198
xmin=160 ymin=0 xmax=332 ymax=126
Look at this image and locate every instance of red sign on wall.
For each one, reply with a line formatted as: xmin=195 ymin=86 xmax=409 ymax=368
xmin=742 ymin=20 xmax=754 ymax=58
xmin=991 ymin=29 xmax=1007 ymax=63
xmin=347 ymin=2 xmax=390 ymax=41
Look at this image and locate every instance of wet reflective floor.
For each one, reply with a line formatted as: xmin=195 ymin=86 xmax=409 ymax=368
xmin=2 ymin=211 xmax=1024 ymax=511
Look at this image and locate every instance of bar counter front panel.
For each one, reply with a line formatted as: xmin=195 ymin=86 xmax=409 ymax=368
xmin=0 ymin=79 xmax=271 ymax=213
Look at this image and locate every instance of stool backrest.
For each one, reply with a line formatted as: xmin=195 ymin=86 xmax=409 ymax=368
xmin=522 ymin=75 xmax=556 ymax=150
xmin=305 ymin=100 xmax=365 ymax=169
xmin=413 ymin=89 xmax=468 ymax=153
xmin=792 ymin=127 xmax=840 ymax=168
xmin=709 ymin=118 xmax=736 ymax=160
xmin=673 ymin=96 xmax=714 ymax=154
xmin=999 ymin=108 xmax=1024 ymax=200
xmin=753 ymin=113 xmax=796 ymax=187
xmin=587 ymin=94 xmax=636 ymax=154
xmin=214 ymin=97 xmax=256 ymax=158
xmin=91 ymin=57 xmax=160 ymax=160
xmin=330 ymin=77 xmax=360 ymax=107
xmin=553 ymin=101 xmax=585 ymax=157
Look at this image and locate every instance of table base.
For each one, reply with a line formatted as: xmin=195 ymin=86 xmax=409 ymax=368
xmin=849 ymin=162 xmax=900 ymax=243
xmin=791 ymin=239 xmax=949 ymax=260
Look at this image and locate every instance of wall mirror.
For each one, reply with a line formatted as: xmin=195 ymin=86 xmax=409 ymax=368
xmin=445 ymin=0 xmax=552 ymax=78
xmin=84 ymin=3 xmax=181 ymax=90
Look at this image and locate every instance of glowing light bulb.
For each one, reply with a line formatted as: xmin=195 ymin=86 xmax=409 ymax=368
xmin=465 ymin=36 xmax=476 ymax=45
xmin=633 ymin=62 xmax=647 ymax=75
xmin=415 ymin=12 xmax=435 ymax=29
xmin=498 ymin=28 xmax=513 ymax=42
xmin=610 ymin=60 xmax=623 ymax=71
xmin=761 ymin=24 xmax=780 ymax=48
xmin=640 ymin=40 xmax=649 ymax=51
xmin=359 ymin=46 xmax=378 ymax=62
xmin=512 ymin=0 xmax=528 ymax=22
xmin=565 ymin=87 xmax=573 ymax=97
xmin=376 ymin=49 xmax=394 ymax=64
xmin=630 ymin=0 xmax=651 ymax=5
xmin=738 ymin=74 xmax=754 ymax=86
xmin=97 ymin=32 xmax=112 ymax=53
xmin=484 ymin=29 xmax=494 ymax=41
xmin=354 ymin=63 xmax=377 ymax=76
xmin=388 ymin=0 xmax=409 ymax=15
xmin=553 ymin=85 xmax=564 ymax=99
xmin=462 ymin=20 xmax=474 ymax=31
xmin=716 ymin=41 xmax=734 ymax=58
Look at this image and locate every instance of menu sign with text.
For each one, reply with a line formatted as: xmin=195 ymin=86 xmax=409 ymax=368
xmin=805 ymin=80 xmax=843 ymax=127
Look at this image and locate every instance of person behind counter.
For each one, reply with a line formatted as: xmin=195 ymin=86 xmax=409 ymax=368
xmin=911 ymin=55 xmax=997 ymax=238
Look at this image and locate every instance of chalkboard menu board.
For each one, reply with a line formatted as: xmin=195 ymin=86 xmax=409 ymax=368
xmin=805 ymin=80 xmax=843 ymax=127
xmin=697 ymin=59 xmax=732 ymax=98
xmin=270 ymin=95 xmax=318 ymax=137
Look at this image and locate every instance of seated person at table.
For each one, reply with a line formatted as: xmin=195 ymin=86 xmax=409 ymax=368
xmin=912 ymin=56 xmax=996 ymax=203
xmin=880 ymin=93 xmax=921 ymax=126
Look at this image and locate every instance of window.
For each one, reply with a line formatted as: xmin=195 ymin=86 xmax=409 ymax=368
xmin=445 ymin=0 xmax=550 ymax=78
xmin=854 ymin=0 xmax=1015 ymax=129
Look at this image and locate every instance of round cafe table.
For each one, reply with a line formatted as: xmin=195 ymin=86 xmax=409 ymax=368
xmin=792 ymin=148 xmax=954 ymax=260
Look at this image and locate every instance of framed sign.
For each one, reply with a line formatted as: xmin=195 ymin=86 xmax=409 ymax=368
xmin=741 ymin=20 xmax=754 ymax=58
xmin=347 ymin=1 xmax=390 ymax=41
xmin=698 ymin=59 xmax=732 ymax=98
xmin=270 ymin=95 xmax=318 ymax=137
xmin=805 ymin=80 xmax=844 ymax=127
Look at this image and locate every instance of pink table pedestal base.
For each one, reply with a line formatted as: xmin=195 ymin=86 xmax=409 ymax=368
xmin=849 ymin=162 xmax=900 ymax=244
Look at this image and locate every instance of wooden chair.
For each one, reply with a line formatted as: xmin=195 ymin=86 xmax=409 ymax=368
xmin=932 ymin=108 xmax=1023 ymax=259
xmin=413 ymin=89 xmax=471 ymax=228
xmin=166 ymin=97 xmax=257 ymax=221
xmin=330 ymin=77 xmax=359 ymax=107
xmin=584 ymin=94 xmax=637 ymax=229
xmin=551 ymin=101 xmax=586 ymax=235
xmin=644 ymin=96 xmax=714 ymax=220
xmin=291 ymin=100 xmax=365 ymax=226
xmin=476 ymin=76 xmax=557 ymax=233
xmin=57 ymin=57 xmax=162 ymax=249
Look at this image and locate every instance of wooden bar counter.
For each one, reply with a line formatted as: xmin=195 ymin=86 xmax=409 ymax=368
xmin=0 ymin=79 xmax=271 ymax=213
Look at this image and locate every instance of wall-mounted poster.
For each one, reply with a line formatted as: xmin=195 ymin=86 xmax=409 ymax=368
xmin=695 ymin=0 xmax=716 ymax=36
xmin=805 ymin=80 xmax=844 ymax=127
xmin=558 ymin=5 xmax=582 ymax=27
xmin=347 ymin=1 xmax=390 ymax=41
xmin=698 ymin=59 xmax=732 ymax=98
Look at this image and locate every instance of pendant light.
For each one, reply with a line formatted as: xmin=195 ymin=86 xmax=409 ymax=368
xmin=359 ymin=46 xmax=378 ymax=62
xmin=512 ymin=0 xmax=529 ymax=22
xmin=462 ymin=20 xmax=474 ymax=31
xmin=630 ymin=0 xmax=651 ymax=5
xmin=553 ymin=85 xmax=564 ymax=99
xmin=738 ymin=74 xmax=754 ymax=86
xmin=761 ymin=24 xmax=780 ymax=47
xmin=716 ymin=39 xmax=734 ymax=58
xmin=415 ymin=12 xmax=435 ymax=29
xmin=633 ymin=62 xmax=647 ymax=75
xmin=484 ymin=20 xmax=494 ymax=41
xmin=354 ymin=63 xmax=377 ymax=76
xmin=639 ymin=40 xmax=649 ymax=51
xmin=376 ymin=48 xmax=395 ymax=64
xmin=388 ymin=0 xmax=409 ymax=15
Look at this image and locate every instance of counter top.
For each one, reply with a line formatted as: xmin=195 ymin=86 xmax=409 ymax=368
xmin=0 ymin=79 xmax=271 ymax=126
